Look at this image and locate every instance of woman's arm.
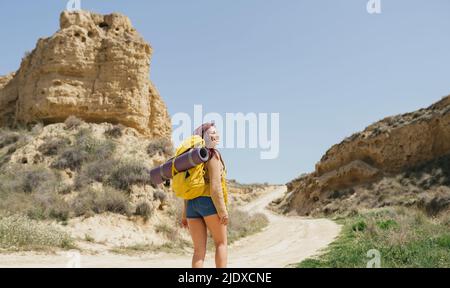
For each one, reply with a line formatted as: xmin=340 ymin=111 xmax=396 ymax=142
xmin=181 ymin=200 xmax=188 ymax=228
xmin=182 ymin=200 xmax=187 ymax=218
xmin=207 ymin=155 xmax=228 ymax=220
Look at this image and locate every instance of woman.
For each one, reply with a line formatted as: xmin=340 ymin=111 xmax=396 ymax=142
xmin=181 ymin=122 xmax=229 ymax=268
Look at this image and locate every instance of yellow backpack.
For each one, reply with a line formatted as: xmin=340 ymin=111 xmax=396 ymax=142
xmin=171 ymin=135 xmax=228 ymax=204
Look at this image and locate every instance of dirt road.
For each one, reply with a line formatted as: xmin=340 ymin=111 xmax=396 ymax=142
xmin=0 ymin=186 xmax=341 ymax=268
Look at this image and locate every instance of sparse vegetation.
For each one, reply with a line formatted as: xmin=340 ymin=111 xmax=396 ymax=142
xmin=84 ymin=234 xmax=95 ymax=243
xmin=135 ymin=201 xmax=154 ymax=221
xmin=74 ymin=159 xmax=120 ymax=189
xmin=146 ymin=138 xmax=173 ymax=157
xmin=298 ymin=207 xmax=450 ymax=268
xmin=105 ymin=124 xmax=125 ymax=138
xmin=71 ymin=187 xmax=132 ymax=217
xmin=0 ymin=131 xmax=20 ymax=149
xmin=108 ymin=161 xmax=152 ymax=191
xmin=51 ymin=148 xmax=89 ymax=170
xmin=153 ymin=190 xmax=167 ymax=203
xmin=0 ymin=215 xmax=74 ymax=251
xmin=64 ymin=116 xmax=84 ymax=130
xmin=52 ymin=128 xmax=116 ymax=170
xmin=0 ymin=165 xmax=72 ymax=221
xmin=228 ymin=207 xmax=269 ymax=245
xmin=38 ymin=138 xmax=71 ymax=156
xmin=110 ymin=241 xmax=189 ymax=255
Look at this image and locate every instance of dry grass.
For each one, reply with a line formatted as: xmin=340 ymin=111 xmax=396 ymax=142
xmin=71 ymin=187 xmax=132 ymax=217
xmin=135 ymin=201 xmax=155 ymax=221
xmin=107 ymin=161 xmax=152 ymax=191
xmin=51 ymin=128 xmax=116 ymax=170
xmin=0 ymin=215 xmax=74 ymax=251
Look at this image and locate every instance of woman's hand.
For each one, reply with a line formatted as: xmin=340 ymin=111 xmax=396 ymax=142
xmin=219 ymin=213 xmax=229 ymax=225
xmin=181 ymin=216 xmax=188 ymax=229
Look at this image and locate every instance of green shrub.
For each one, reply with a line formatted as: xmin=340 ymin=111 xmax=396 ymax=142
xmin=298 ymin=207 xmax=450 ymax=268
xmin=377 ymin=219 xmax=399 ymax=230
xmin=435 ymin=234 xmax=450 ymax=249
xmin=352 ymin=220 xmax=367 ymax=232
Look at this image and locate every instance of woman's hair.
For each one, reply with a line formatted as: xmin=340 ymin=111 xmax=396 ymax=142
xmin=193 ymin=122 xmax=220 ymax=160
xmin=193 ymin=122 xmax=215 ymax=139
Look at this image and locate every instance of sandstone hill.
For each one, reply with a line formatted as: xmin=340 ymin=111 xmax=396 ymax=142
xmin=273 ymin=96 xmax=450 ymax=217
xmin=0 ymin=11 xmax=171 ymax=138
xmin=0 ymin=11 xmax=273 ymax=253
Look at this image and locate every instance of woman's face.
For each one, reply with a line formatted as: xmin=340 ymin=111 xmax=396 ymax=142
xmin=205 ymin=126 xmax=220 ymax=148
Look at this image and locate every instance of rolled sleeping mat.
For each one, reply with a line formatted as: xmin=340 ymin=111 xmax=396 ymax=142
xmin=149 ymin=147 xmax=210 ymax=185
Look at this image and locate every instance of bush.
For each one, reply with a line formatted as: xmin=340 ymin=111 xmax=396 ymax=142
xmin=71 ymin=187 xmax=131 ymax=217
xmin=64 ymin=116 xmax=84 ymax=129
xmin=135 ymin=201 xmax=154 ymax=220
xmin=0 ymin=132 xmax=20 ymax=149
xmin=146 ymin=138 xmax=173 ymax=157
xmin=108 ymin=162 xmax=152 ymax=191
xmin=75 ymin=128 xmax=116 ymax=160
xmin=153 ymin=190 xmax=167 ymax=203
xmin=0 ymin=215 xmax=74 ymax=250
xmin=52 ymin=129 xmax=116 ymax=170
xmin=105 ymin=124 xmax=125 ymax=138
xmin=227 ymin=208 xmax=269 ymax=245
xmin=38 ymin=138 xmax=71 ymax=156
xmin=0 ymin=165 xmax=72 ymax=222
xmin=30 ymin=191 xmax=72 ymax=222
xmin=0 ymin=165 xmax=59 ymax=195
xmin=74 ymin=159 xmax=120 ymax=189
xmin=155 ymin=222 xmax=179 ymax=242
xmin=51 ymin=148 xmax=89 ymax=170
xmin=351 ymin=220 xmax=367 ymax=232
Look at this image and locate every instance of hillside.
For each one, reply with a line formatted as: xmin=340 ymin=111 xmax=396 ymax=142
xmin=273 ymin=96 xmax=450 ymax=217
xmin=0 ymin=11 xmax=272 ymax=253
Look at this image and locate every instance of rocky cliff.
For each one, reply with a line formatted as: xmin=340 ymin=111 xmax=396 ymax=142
xmin=0 ymin=11 xmax=171 ymax=138
xmin=273 ymin=96 xmax=450 ymax=216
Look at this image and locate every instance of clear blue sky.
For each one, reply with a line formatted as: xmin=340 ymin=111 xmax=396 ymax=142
xmin=1 ymin=1 xmax=450 ymax=184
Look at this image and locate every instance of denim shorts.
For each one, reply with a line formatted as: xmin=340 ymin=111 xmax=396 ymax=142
xmin=186 ymin=196 xmax=218 ymax=219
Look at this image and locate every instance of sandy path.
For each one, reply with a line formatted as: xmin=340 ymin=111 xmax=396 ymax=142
xmin=0 ymin=186 xmax=341 ymax=268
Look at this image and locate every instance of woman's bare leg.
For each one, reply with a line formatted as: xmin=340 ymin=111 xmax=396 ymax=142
xmin=204 ymin=214 xmax=228 ymax=268
xmin=187 ymin=218 xmax=207 ymax=268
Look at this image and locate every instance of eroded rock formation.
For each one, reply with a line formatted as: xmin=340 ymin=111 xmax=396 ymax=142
xmin=0 ymin=11 xmax=171 ymax=138
xmin=275 ymin=96 xmax=450 ymax=216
